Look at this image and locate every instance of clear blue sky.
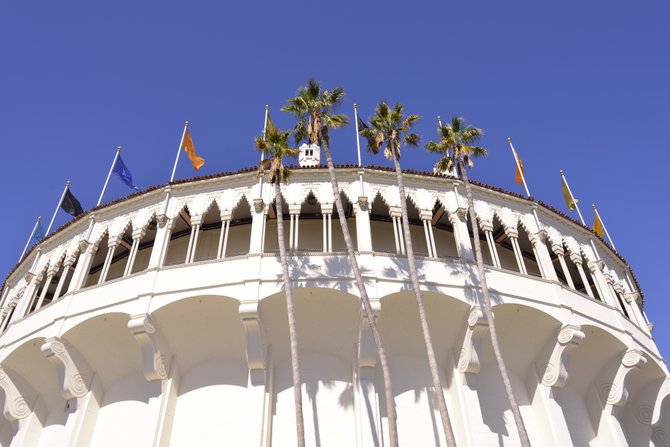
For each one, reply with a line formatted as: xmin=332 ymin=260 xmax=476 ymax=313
xmin=1 ymin=1 xmax=668 ymax=356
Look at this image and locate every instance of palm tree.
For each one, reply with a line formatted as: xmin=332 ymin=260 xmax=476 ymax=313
xmin=360 ymin=101 xmax=457 ymax=447
xmin=255 ymin=126 xmax=305 ymax=447
xmin=282 ymin=79 xmax=400 ymax=447
xmin=425 ymin=116 xmax=531 ymax=446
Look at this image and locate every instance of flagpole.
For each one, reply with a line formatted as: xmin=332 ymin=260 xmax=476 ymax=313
xmin=46 ymin=181 xmax=70 ymax=235
xmin=261 ymin=105 xmax=269 ymax=161
xmin=593 ymin=204 xmax=617 ymax=251
xmin=559 ymin=170 xmax=586 ymax=225
xmin=354 ymin=104 xmax=365 ymax=197
xmin=19 ymin=216 xmax=42 ymax=261
xmin=509 ymin=138 xmax=542 ymax=230
xmin=508 ymin=138 xmax=531 ymax=197
xmin=170 ymin=121 xmax=189 ymax=183
xmin=561 ymin=170 xmax=601 ymax=259
xmin=97 ymin=146 xmax=122 ymax=206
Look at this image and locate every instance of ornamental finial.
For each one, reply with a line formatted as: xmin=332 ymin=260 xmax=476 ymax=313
xmin=265 ymin=104 xmax=269 ymax=110
xmin=185 ymin=121 xmax=189 ymax=127
xmin=560 ymin=169 xmax=564 ymax=175
xmin=66 ymin=180 xmax=71 ymax=186
xmin=507 ymin=137 xmax=512 ymax=143
xmin=116 ymin=146 xmax=122 ymax=153
xmin=354 ymin=103 xmax=357 ymax=109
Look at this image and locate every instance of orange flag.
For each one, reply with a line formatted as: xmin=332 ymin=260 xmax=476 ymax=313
xmin=182 ymin=128 xmax=205 ymax=171
xmin=513 ymin=149 xmax=525 ymax=185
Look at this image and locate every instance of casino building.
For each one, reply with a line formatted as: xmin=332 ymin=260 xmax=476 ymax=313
xmin=0 ymin=144 xmax=666 ymax=446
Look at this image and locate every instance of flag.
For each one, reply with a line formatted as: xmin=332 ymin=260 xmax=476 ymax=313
xmin=182 ymin=128 xmax=205 ymax=171
xmin=561 ymin=177 xmax=578 ymax=211
xmin=61 ymin=189 xmax=84 ymax=217
xmin=112 ymin=154 xmax=139 ymax=191
xmin=31 ymin=221 xmax=46 ymax=243
xmin=513 ymin=149 xmax=525 ymax=185
xmin=593 ymin=210 xmax=604 ymax=238
xmin=357 ymin=115 xmax=369 ymax=131
xmin=265 ymin=112 xmax=277 ymax=135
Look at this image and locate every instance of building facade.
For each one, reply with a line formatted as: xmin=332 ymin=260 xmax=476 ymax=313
xmin=0 ymin=156 xmax=666 ymax=446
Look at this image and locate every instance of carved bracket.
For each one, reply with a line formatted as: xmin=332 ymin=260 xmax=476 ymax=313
xmin=128 ymin=314 xmax=169 ymax=381
xmin=455 ymin=207 xmax=468 ymax=220
xmin=0 ymin=366 xmax=35 ymax=421
xmin=253 ymin=198 xmax=265 ymax=214
xmin=541 ymin=325 xmax=585 ymax=388
xmin=239 ymin=302 xmax=265 ymax=371
xmin=41 ymin=337 xmax=92 ymax=400
xmin=457 ymin=306 xmax=489 ymax=374
xmin=652 ymin=377 xmax=670 ymax=426
xmin=599 ymin=349 xmax=647 ymax=406
xmin=155 ymin=213 xmax=168 ymax=228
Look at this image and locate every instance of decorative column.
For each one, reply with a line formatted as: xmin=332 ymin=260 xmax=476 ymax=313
xmin=249 ymin=199 xmax=267 ymax=254
xmin=354 ymin=197 xmax=372 ymax=252
xmin=217 ymin=212 xmax=232 ymax=259
xmin=420 ymin=210 xmax=436 ymax=258
xmin=449 ymin=208 xmax=474 ymax=261
xmin=147 ymin=214 xmax=171 ymax=269
xmin=34 ymin=264 xmax=58 ymax=310
xmin=15 ymin=272 xmax=40 ymax=319
xmin=588 ymin=261 xmax=618 ymax=308
xmin=551 ymin=243 xmax=575 ymax=289
xmin=289 ymin=205 xmax=301 ymax=251
xmin=52 ymin=256 xmax=75 ymax=300
xmin=123 ymin=227 xmax=145 ymax=276
xmin=529 ymin=231 xmax=557 ymax=281
xmin=321 ymin=206 xmax=333 ymax=253
xmin=569 ymin=252 xmax=594 ymax=298
xmin=98 ymin=237 xmax=119 ymax=284
xmin=479 ymin=219 xmax=500 ymax=268
xmin=390 ymin=207 xmax=405 ymax=255
xmin=504 ymin=225 xmax=528 ymax=275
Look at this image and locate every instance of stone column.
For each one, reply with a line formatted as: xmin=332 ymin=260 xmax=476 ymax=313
xmin=148 ymin=214 xmax=172 ymax=269
xmin=449 ymin=208 xmax=474 ymax=262
xmin=479 ymin=219 xmax=500 ymax=268
xmin=97 ymin=238 xmax=119 ymax=284
xmin=354 ymin=196 xmax=372 ymax=252
xmin=249 ymin=199 xmax=267 ymax=254
xmin=551 ymin=243 xmax=575 ymax=289
xmin=569 ymin=253 xmax=594 ymax=298
xmin=217 ymin=213 xmax=231 ymax=259
xmin=34 ymin=267 xmax=57 ymax=310
xmin=529 ymin=232 xmax=558 ymax=281
xmin=52 ymin=257 xmax=74 ymax=300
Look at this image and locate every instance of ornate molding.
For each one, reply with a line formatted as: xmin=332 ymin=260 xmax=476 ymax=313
xmin=457 ymin=307 xmax=489 ymax=374
xmin=239 ymin=302 xmax=265 ymax=371
xmin=0 ymin=366 xmax=34 ymax=421
xmin=357 ymin=196 xmax=369 ymax=211
xmin=253 ymin=198 xmax=265 ymax=214
xmin=41 ymin=337 xmax=91 ymax=399
xmin=541 ymin=325 xmax=585 ymax=388
xmin=128 ymin=314 xmax=169 ymax=381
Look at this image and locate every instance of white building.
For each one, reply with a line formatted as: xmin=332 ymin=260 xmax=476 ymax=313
xmin=0 ymin=153 xmax=666 ymax=446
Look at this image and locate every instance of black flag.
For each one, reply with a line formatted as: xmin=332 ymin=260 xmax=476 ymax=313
xmin=61 ymin=189 xmax=84 ymax=217
xmin=357 ymin=115 xmax=369 ymax=131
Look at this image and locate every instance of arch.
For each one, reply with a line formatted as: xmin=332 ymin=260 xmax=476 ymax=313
xmin=104 ymin=221 xmax=134 ymax=282
xmin=193 ymin=200 xmax=222 ymax=262
xmin=369 ymin=192 xmax=395 ymax=254
xmin=83 ymin=230 xmax=109 ymax=287
xmin=431 ymin=199 xmax=458 ymax=258
xmin=164 ymin=204 xmax=192 ymax=266
xmin=331 ymin=191 xmax=356 ymax=252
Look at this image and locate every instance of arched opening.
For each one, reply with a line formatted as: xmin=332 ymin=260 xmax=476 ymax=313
xmin=466 ymin=214 xmax=495 ymax=266
xmin=264 ymin=193 xmax=289 ymax=254
xmin=405 ymin=197 xmax=429 ymax=257
xmin=106 ymin=222 xmax=133 ymax=281
xmin=226 ymin=196 xmax=252 ymax=257
xmin=431 ymin=200 xmax=458 ymax=258
xmin=29 ymin=263 xmax=55 ymax=313
xmin=369 ymin=193 xmax=395 ymax=254
xmin=84 ymin=231 xmax=110 ymax=287
xmin=53 ymin=251 xmax=78 ymax=300
xmin=130 ymin=217 xmax=158 ymax=273
xmin=331 ymin=191 xmax=356 ymax=252
xmin=297 ymin=191 xmax=322 ymax=252
xmin=164 ymin=205 xmax=192 ymax=266
xmin=580 ymin=254 xmax=601 ymax=301
xmin=545 ymin=238 xmax=570 ymax=286
xmin=193 ymin=201 xmax=222 ymax=262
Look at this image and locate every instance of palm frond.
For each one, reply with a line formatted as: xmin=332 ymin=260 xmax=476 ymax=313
xmin=434 ymin=157 xmax=453 ymax=174
xmin=404 ymin=133 xmax=421 ymax=147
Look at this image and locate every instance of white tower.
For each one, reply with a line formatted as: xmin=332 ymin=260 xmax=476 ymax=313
xmin=299 ymin=143 xmax=320 ymax=167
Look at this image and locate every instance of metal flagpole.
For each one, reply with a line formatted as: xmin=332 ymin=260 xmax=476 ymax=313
xmin=354 ymin=104 xmax=364 ymax=196
xmin=508 ymin=138 xmax=531 ymax=198
xmin=561 ymin=170 xmax=600 ymax=259
xmin=560 ymin=170 xmax=586 ymax=225
xmin=593 ymin=204 xmax=617 ymax=251
xmin=258 ymin=105 xmax=269 ymax=198
xmin=97 ymin=146 xmax=122 ymax=206
xmin=19 ymin=216 xmax=42 ymax=261
xmin=509 ymin=138 xmax=542 ymax=230
xmin=46 ymin=181 xmax=70 ymax=235
xmin=170 ymin=121 xmax=189 ymax=183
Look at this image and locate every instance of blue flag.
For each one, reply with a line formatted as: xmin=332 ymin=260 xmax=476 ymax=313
xmin=113 ymin=155 xmax=139 ymax=191
xmin=31 ymin=221 xmax=46 ymax=244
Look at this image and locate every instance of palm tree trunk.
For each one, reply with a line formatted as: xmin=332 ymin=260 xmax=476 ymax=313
xmin=457 ymin=158 xmax=531 ymax=447
xmin=391 ymin=153 xmax=457 ymax=447
xmin=321 ymin=140 xmax=399 ymax=447
xmin=274 ymin=180 xmax=306 ymax=447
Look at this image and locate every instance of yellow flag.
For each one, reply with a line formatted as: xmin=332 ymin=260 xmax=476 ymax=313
xmin=593 ymin=209 xmax=604 ymax=238
xmin=513 ymin=149 xmax=525 ymax=185
xmin=182 ymin=128 xmax=205 ymax=171
xmin=265 ymin=112 xmax=277 ymax=135
xmin=561 ymin=177 xmax=578 ymax=210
